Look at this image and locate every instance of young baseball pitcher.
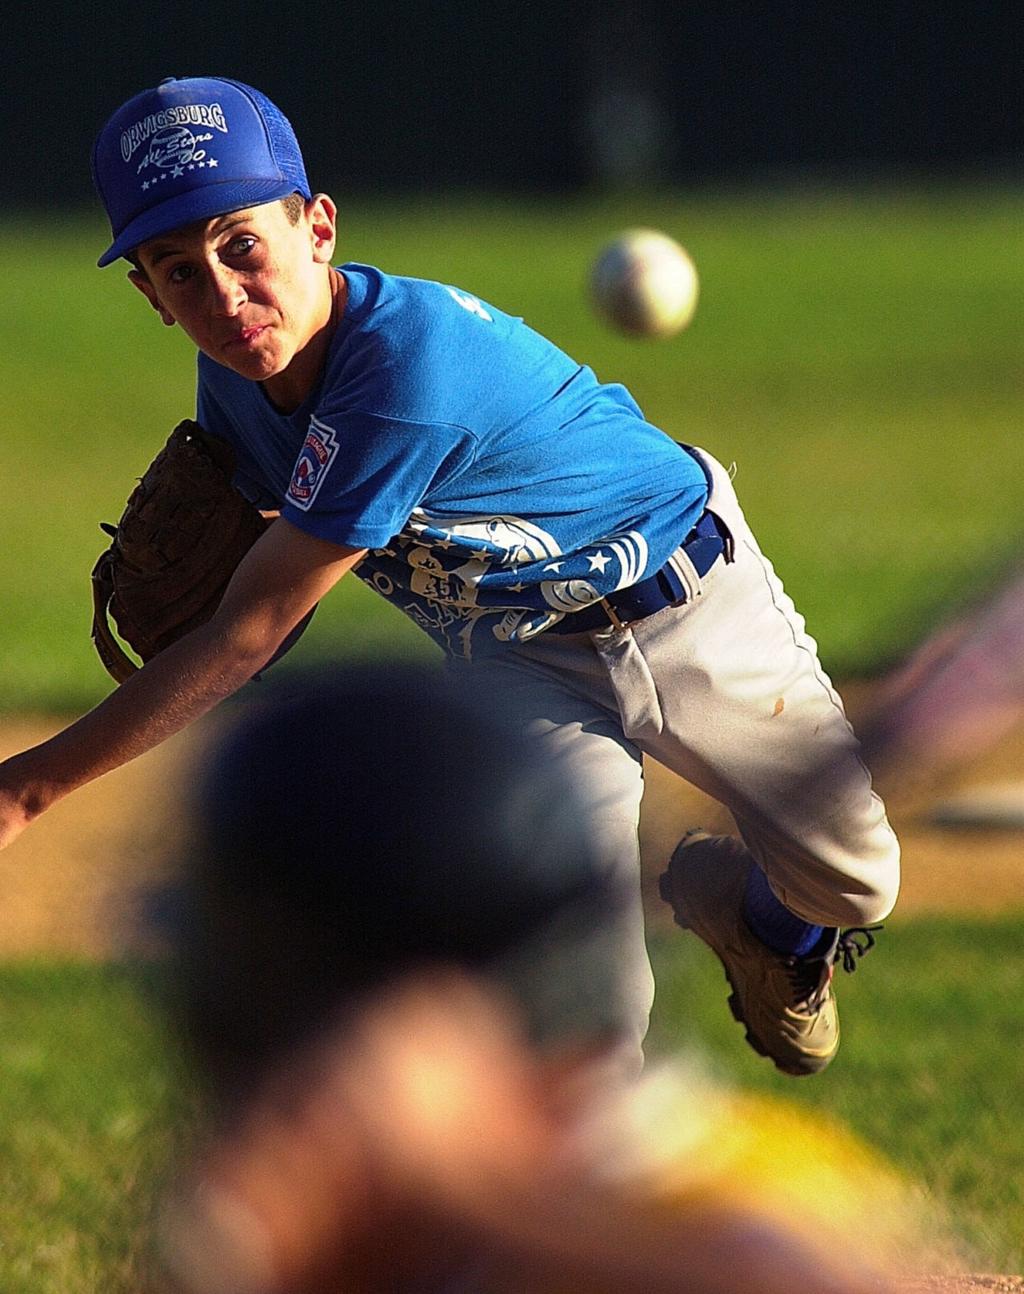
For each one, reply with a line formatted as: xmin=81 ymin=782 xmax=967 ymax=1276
xmin=0 ymin=76 xmax=899 ymax=1077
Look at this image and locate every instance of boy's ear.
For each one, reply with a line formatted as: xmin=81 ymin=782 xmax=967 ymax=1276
xmin=128 ymin=269 xmax=176 ymax=326
xmin=307 ymin=194 xmax=338 ymax=264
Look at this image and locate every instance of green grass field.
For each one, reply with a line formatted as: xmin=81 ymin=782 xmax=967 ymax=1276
xmin=1 ymin=917 xmax=1021 ymax=1290
xmin=1 ymin=183 xmax=1022 ymax=1287
xmin=0 ymin=964 xmax=193 ymax=1291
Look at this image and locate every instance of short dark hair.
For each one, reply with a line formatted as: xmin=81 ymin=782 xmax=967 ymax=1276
xmin=172 ymin=666 xmax=629 ymax=1103
xmin=280 ymin=192 xmax=305 ymax=224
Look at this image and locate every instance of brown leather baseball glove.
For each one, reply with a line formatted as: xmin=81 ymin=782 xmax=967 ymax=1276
xmin=91 ymin=420 xmax=271 ymax=684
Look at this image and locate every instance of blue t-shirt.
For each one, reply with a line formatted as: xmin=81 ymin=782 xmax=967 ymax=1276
xmin=197 ymin=264 xmax=707 ymax=659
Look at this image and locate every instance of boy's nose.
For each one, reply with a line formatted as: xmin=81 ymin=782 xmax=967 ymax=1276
xmin=209 ymin=264 xmax=247 ymax=315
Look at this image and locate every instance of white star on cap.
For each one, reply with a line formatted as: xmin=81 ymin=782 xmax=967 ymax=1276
xmin=206 ymin=158 xmax=218 ymax=168
xmin=171 ymin=165 xmax=184 ymax=178
xmin=588 ymin=551 xmax=611 ymax=573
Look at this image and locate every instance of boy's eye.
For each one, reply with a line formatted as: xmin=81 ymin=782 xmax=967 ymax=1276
xmin=227 ymin=235 xmax=257 ymax=257
xmin=168 ymin=264 xmax=196 ymax=285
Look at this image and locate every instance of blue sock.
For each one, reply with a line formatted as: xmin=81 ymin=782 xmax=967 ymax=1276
xmin=743 ymin=863 xmax=827 ymax=957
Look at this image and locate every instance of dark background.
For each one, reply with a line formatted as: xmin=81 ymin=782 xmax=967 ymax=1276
xmin=4 ymin=1 xmax=1019 ymax=202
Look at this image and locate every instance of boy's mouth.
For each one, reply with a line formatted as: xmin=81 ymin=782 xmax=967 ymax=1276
xmin=228 ymin=324 xmax=268 ymax=348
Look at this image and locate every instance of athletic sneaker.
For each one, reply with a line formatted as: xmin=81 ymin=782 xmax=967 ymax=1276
xmin=658 ymin=831 xmax=878 ymax=1077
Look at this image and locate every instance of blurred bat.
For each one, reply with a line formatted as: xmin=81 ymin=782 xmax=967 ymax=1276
xmin=858 ymin=562 xmax=1024 ymax=785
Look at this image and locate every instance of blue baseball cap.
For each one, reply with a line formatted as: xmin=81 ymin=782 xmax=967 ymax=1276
xmin=92 ymin=76 xmax=311 ymax=268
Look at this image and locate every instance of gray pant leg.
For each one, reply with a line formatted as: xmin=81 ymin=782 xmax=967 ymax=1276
xmin=591 ymin=448 xmax=900 ymax=928
xmin=462 ymin=643 xmax=654 ymax=1068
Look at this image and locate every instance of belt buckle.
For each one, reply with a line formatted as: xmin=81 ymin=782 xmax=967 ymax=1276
xmin=599 ymin=598 xmax=628 ymax=632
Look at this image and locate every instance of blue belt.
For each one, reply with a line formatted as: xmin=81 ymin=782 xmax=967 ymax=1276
xmin=547 ymin=510 xmax=728 ymax=635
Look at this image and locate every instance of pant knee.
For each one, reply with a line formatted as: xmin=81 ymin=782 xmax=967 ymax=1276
xmin=756 ymin=821 xmax=901 ymax=929
xmin=816 ymin=832 xmax=901 ymax=928
xmin=832 ymin=884 xmax=897 ymax=928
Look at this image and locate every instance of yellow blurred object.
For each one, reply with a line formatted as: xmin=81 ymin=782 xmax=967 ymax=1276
xmin=591 ymin=1061 xmax=961 ymax=1277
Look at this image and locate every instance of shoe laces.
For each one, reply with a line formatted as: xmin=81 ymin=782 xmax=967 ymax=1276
xmin=784 ymin=924 xmax=883 ymax=1010
xmin=835 ymin=924 xmax=882 ymax=973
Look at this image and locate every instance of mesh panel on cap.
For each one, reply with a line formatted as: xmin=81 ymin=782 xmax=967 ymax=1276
xmin=223 ymin=79 xmax=310 ymax=194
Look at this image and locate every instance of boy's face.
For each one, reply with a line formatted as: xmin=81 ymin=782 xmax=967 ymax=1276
xmin=129 ymin=196 xmax=337 ymax=390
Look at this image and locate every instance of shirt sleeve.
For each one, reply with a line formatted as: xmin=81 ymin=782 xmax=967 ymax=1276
xmin=196 ymin=372 xmax=281 ymax=510
xmin=280 ymin=410 xmax=479 ymax=548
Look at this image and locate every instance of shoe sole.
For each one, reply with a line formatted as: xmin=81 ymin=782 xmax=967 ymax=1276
xmin=658 ymin=867 xmax=828 ymax=1078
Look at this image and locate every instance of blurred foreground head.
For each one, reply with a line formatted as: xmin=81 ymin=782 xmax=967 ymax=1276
xmin=177 ymin=664 xmax=630 ymax=1102
xmin=162 ymin=668 xmax=943 ymax=1294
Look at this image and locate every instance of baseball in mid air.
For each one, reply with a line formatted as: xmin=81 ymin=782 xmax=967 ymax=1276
xmin=590 ymin=228 xmax=700 ymax=338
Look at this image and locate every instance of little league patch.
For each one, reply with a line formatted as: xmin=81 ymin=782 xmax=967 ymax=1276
xmin=288 ymin=418 xmax=340 ymax=511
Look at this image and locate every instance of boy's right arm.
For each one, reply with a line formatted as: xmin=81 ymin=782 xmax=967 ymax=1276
xmin=0 ymin=519 xmax=366 ymax=850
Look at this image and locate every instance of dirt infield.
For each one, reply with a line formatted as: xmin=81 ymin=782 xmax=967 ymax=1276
xmin=898 ymin=1280 xmax=1024 ymax=1294
xmin=0 ymin=693 xmax=1021 ymax=958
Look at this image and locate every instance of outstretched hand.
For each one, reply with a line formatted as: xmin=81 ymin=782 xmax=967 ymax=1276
xmin=0 ymin=768 xmax=35 ymax=851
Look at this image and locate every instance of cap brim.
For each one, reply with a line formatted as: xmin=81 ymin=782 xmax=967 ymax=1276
xmin=97 ymin=178 xmax=306 ymax=267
